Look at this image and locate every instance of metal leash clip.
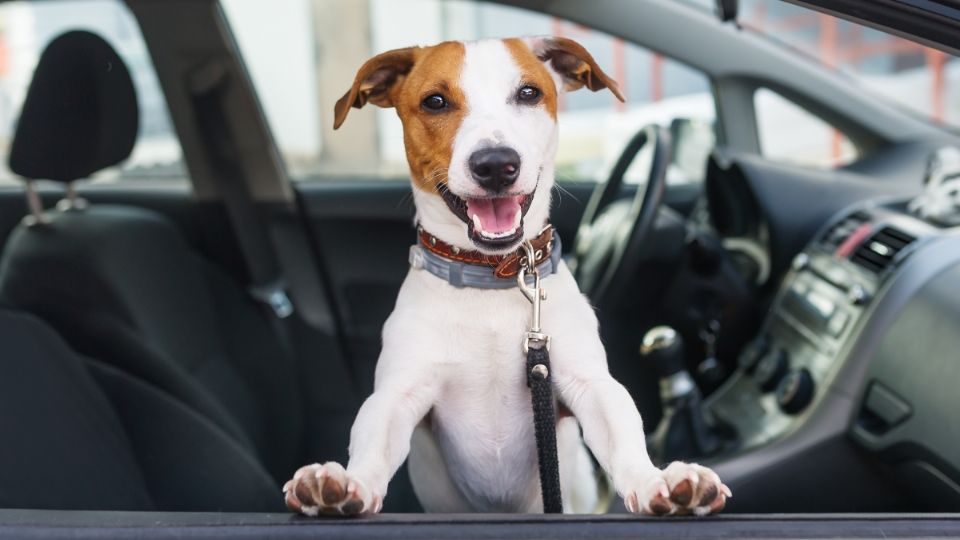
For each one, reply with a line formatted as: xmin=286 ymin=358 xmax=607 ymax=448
xmin=517 ymin=240 xmax=550 ymax=353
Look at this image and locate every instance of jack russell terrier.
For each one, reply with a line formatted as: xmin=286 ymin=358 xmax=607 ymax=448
xmin=284 ymin=36 xmax=730 ymax=516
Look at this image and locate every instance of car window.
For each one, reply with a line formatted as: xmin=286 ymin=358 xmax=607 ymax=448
xmin=740 ymin=0 xmax=959 ymax=130
xmin=222 ymin=0 xmax=716 ymax=185
xmin=0 ymin=0 xmax=186 ymax=186
xmin=755 ymin=88 xmax=858 ymax=168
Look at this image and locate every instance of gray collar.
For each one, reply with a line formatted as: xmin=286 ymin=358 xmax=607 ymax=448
xmin=409 ymin=235 xmax=563 ymax=289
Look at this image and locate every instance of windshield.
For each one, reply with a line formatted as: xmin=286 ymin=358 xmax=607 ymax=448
xmin=679 ymin=0 xmax=960 ymax=129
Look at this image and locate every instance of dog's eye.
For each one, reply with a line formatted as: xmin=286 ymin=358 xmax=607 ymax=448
xmin=422 ymin=94 xmax=448 ymax=111
xmin=517 ymin=85 xmax=541 ymax=103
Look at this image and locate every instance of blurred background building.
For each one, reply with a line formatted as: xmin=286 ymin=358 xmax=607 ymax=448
xmin=0 ymin=0 xmax=955 ymax=185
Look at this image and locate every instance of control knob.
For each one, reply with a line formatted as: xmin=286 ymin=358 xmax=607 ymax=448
xmin=777 ymin=368 xmax=815 ymax=414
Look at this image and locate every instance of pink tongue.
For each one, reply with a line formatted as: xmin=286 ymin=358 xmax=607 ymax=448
xmin=466 ymin=196 xmax=522 ymax=234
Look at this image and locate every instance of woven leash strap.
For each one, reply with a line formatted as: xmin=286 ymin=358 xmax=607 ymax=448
xmin=527 ymin=346 xmax=563 ymax=513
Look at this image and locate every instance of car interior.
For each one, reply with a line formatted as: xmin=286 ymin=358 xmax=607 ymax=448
xmin=1 ymin=0 xmax=960 ymax=536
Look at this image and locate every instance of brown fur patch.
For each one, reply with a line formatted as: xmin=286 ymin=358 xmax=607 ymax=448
xmin=503 ymin=38 xmax=559 ymax=120
xmin=698 ymin=483 xmax=719 ymax=507
xmin=649 ymin=494 xmax=673 ymax=515
xmin=333 ymin=47 xmax=419 ymax=130
xmin=708 ymin=494 xmax=727 ymax=514
xmin=294 ymin=480 xmax=314 ymax=505
xmin=391 ymin=41 xmax=467 ymax=194
xmin=321 ymin=476 xmax=344 ymax=505
xmin=670 ymin=478 xmax=694 ymax=506
xmin=336 ymin=38 xmax=620 ymax=199
xmin=536 ymin=37 xmax=625 ymax=102
xmin=341 ymin=498 xmax=364 ymax=515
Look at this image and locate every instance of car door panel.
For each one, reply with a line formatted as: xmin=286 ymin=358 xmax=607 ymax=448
xmin=294 ymin=181 xmax=416 ymax=392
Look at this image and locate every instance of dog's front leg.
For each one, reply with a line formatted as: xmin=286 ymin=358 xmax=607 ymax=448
xmin=285 ymin=330 xmax=440 ymax=516
xmin=551 ymin=309 xmax=730 ymax=516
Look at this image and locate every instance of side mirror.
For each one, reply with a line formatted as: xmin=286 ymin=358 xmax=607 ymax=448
xmin=715 ymin=0 xmax=738 ymax=22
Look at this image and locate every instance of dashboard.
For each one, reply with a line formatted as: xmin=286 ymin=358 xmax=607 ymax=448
xmin=705 ymin=194 xmax=960 ymax=511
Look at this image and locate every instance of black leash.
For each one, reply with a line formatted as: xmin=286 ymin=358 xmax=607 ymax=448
xmin=518 ymin=242 xmax=563 ymax=513
xmin=526 ymin=346 xmax=563 ymax=512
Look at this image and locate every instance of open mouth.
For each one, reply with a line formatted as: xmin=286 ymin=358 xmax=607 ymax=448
xmin=439 ymin=184 xmax=535 ymax=249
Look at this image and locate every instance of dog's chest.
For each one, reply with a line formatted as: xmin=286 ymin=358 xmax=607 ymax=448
xmin=429 ymin=279 xmax=534 ymax=430
xmin=397 ymin=270 xmax=550 ymax=508
xmin=430 ymin=306 xmax=542 ymax=511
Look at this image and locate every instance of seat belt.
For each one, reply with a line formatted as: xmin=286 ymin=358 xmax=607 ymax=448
xmin=188 ymin=65 xmax=294 ymax=322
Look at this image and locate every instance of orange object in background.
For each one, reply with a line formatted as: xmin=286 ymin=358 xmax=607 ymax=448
xmin=927 ymin=49 xmax=947 ymax=123
xmin=743 ymin=1 xmax=953 ymax=157
xmin=613 ymin=37 xmax=627 ymax=112
xmin=0 ymin=32 xmax=8 ymax=77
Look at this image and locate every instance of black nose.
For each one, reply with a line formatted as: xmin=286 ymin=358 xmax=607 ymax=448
xmin=468 ymin=147 xmax=521 ymax=192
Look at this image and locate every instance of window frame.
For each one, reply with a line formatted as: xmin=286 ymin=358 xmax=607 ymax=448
xmin=712 ymin=74 xmax=891 ymax=168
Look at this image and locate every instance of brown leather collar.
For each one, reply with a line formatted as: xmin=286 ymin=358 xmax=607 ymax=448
xmin=418 ymin=225 xmax=555 ymax=279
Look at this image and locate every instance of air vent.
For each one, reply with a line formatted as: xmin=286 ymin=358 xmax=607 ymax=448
xmin=850 ymin=226 xmax=916 ymax=274
xmin=822 ymin=211 xmax=870 ymax=251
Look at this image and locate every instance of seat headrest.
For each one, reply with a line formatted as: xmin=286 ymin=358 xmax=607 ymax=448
xmin=9 ymin=31 xmax=138 ymax=183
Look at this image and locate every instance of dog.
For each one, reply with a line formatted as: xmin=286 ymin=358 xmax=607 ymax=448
xmin=283 ymin=36 xmax=730 ymax=516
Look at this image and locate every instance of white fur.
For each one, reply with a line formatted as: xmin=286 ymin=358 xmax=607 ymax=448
xmin=309 ymin=264 xmax=725 ymax=515
xmin=287 ymin=38 xmax=727 ymax=516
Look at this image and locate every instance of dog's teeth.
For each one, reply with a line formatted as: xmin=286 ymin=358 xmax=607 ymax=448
xmin=471 ymin=211 xmax=523 ymax=240
xmin=479 ymin=229 xmax=513 ymax=239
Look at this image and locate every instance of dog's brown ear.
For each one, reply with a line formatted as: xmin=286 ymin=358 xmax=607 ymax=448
xmin=526 ymin=37 xmax=625 ymax=102
xmin=333 ymin=47 xmax=419 ymax=130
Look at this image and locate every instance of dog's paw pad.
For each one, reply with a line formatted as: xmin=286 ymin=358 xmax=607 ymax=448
xmin=670 ymin=478 xmax=694 ymax=507
xmin=283 ymin=462 xmax=378 ymax=516
xmin=626 ymin=462 xmax=730 ymax=516
xmin=648 ymin=493 xmax=674 ymax=515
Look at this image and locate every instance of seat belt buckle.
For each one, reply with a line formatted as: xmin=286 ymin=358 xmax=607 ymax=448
xmin=250 ymin=280 xmax=295 ymax=319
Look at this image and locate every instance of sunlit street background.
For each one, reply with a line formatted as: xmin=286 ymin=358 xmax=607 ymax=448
xmin=0 ymin=0 xmax=956 ymax=185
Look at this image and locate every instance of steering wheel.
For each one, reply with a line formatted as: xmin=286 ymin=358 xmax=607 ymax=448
xmin=572 ymin=124 xmax=671 ymax=306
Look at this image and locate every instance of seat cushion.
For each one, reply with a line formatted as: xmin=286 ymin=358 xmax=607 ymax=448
xmin=0 ymin=205 xmax=304 ymax=481
xmin=0 ymin=308 xmax=153 ymax=511
xmin=0 ymin=307 xmax=284 ymax=511
xmin=87 ymin=360 xmax=283 ymax=512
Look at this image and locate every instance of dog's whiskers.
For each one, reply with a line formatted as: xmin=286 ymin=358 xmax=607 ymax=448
xmin=423 ymin=168 xmax=449 ymax=186
xmin=552 ymin=182 xmax=581 ymax=207
xmin=396 ymin=190 xmax=415 ymax=210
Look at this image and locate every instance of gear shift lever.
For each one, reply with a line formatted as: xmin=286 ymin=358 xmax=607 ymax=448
xmin=641 ymin=326 xmax=695 ymax=400
xmin=642 ymin=326 xmax=724 ymax=463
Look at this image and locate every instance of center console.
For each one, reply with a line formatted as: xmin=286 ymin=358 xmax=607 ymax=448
xmin=698 ymin=195 xmax=960 ymax=513
xmin=705 ymin=202 xmax=934 ymax=452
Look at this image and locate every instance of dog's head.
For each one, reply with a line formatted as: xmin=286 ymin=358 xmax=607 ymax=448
xmin=334 ymin=37 xmax=624 ymax=254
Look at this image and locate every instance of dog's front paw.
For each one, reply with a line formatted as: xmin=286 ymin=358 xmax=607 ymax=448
xmin=624 ymin=462 xmax=731 ymax=516
xmin=283 ymin=462 xmax=382 ymax=516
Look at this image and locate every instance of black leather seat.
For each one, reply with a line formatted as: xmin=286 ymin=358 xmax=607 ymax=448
xmin=0 ymin=306 xmax=281 ymax=511
xmin=0 ymin=31 xmax=329 ymax=510
xmin=0 ymin=205 xmax=306 ymax=482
